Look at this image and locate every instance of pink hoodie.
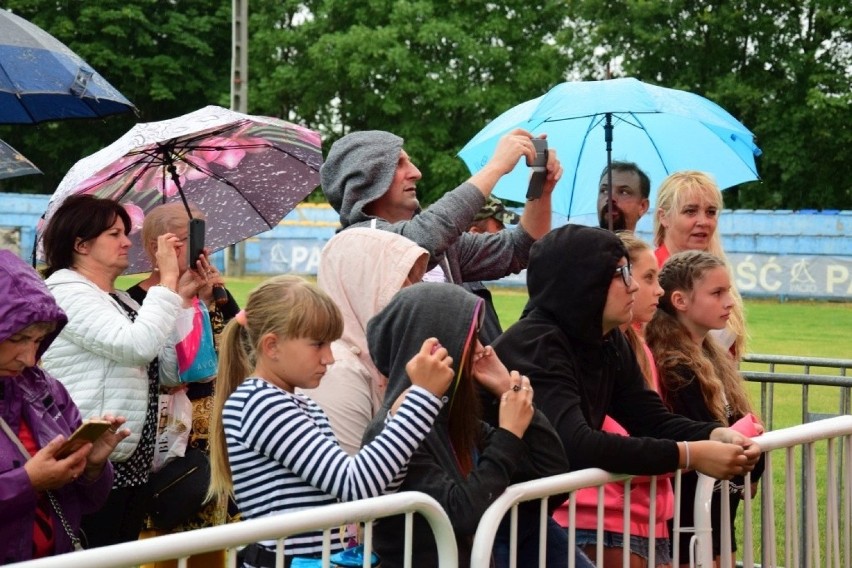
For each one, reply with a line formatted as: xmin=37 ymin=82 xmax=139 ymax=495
xmin=555 ymin=342 xmax=674 ymax=538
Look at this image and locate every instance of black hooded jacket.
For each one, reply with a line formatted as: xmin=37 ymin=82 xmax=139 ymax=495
xmin=492 ymin=225 xmax=718 ymax=475
xmin=363 ymin=283 xmax=568 ymax=568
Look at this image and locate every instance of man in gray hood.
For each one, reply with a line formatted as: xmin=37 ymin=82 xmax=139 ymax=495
xmin=321 ymin=129 xmax=561 ymax=285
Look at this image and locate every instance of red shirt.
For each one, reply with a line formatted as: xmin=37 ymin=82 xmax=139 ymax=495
xmin=19 ymin=419 xmax=56 ymax=558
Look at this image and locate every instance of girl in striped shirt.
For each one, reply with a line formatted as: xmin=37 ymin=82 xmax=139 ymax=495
xmin=208 ymin=276 xmax=453 ymax=566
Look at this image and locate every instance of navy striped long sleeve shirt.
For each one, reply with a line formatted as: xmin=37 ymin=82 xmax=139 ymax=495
xmin=224 ymin=378 xmax=442 ymax=556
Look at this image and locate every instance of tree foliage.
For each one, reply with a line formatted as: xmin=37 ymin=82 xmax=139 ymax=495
xmin=247 ymin=0 xmax=570 ymax=204
xmin=563 ymin=0 xmax=852 ymax=209
xmin=0 ymin=0 xmax=849 ymax=210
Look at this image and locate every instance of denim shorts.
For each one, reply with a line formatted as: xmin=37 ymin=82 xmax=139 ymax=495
xmin=573 ymin=529 xmax=672 ymax=565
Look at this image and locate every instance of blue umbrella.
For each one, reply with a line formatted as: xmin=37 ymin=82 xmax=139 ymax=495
xmin=0 ymin=8 xmax=135 ymax=124
xmin=0 ymin=138 xmax=41 ymax=180
xmin=458 ymin=78 xmax=761 ymax=222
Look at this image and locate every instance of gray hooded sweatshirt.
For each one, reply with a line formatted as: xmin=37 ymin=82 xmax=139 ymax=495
xmin=363 ymin=283 xmax=568 ymax=568
xmin=321 ymin=131 xmax=535 ymax=284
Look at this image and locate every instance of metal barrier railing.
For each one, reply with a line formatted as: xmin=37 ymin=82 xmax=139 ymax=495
xmin=692 ymin=415 xmax=852 ymax=568
xmin=469 ymin=415 xmax=852 ymax=568
xmin=741 ymin=354 xmax=852 ymax=429
xmin=9 ymin=492 xmax=459 ymax=568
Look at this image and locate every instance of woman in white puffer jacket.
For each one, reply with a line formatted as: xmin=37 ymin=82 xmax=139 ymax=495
xmin=40 ymin=194 xmax=205 ymax=548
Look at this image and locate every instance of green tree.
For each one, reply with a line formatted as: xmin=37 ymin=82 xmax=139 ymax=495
xmin=564 ymin=0 xmax=852 ymax=210
xmin=248 ymin=0 xmax=571 ymax=204
xmin=0 ymin=0 xmax=232 ymax=194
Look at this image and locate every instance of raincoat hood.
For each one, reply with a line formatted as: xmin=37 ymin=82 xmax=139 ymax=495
xmin=526 ymin=225 xmax=627 ymax=344
xmin=0 ymin=250 xmax=66 ymax=358
xmin=367 ymin=283 xmax=483 ymax=413
xmin=320 ymin=130 xmax=405 ymax=228
xmin=318 ymin=228 xmax=429 ymax=388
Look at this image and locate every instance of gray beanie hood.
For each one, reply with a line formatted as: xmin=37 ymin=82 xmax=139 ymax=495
xmin=321 ymin=130 xmax=404 ymax=228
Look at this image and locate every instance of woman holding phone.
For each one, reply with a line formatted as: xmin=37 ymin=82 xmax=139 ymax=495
xmin=40 ymin=195 xmax=207 ymax=548
xmin=0 ymin=249 xmax=129 ymax=562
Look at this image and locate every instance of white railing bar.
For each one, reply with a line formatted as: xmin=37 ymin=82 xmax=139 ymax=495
xmin=693 ymin=472 xmax=715 ymax=567
xmin=827 ymin=437 xmax=839 ymax=568
xmin=720 ymin=479 xmax=732 ymax=568
xmin=742 ymin=470 xmax=754 ymax=568
xmin=673 ymin=469 xmax=683 ymax=567
xmin=622 ymin=477 xmax=631 ymax=567
xmin=761 ymin=450 xmax=776 ymax=568
xmin=10 ymin=492 xmax=458 ymax=568
xmin=787 ymin=445 xmax=798 ymax=568
xmin=470 ymin=468 xmax=631 ymax=567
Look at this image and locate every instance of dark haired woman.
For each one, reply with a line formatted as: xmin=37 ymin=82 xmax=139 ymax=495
xmin=40 ymin=194 xmax=206 ymax=547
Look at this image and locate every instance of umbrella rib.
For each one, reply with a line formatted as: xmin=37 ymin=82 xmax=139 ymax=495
xmin=629 ymin=112 xmax=672 ymax=178
xmin=565 ymin=115 xmax=603 ymax=218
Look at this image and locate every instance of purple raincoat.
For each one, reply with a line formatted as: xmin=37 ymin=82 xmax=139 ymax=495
xmin=0 ymin=250 xmax=113 ymax=562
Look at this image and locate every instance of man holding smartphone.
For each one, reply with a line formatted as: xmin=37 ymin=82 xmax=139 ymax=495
xmin=321 ymin=128 xmax=562 ymax=287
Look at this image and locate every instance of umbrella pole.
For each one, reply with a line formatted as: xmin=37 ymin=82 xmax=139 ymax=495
xmin=162 ymin=143 xmax=195 ymax=220
xmin=605 ymin=112 xmax=614 ymax=232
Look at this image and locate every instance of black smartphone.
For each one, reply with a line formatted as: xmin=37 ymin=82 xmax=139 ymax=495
xmin=525 ymin=138 xmax=548 ymax=200
xmin=56 ymin=419 xmax=112 ymax=459
xmin=188 ymin=218 xmax=206 ymax=268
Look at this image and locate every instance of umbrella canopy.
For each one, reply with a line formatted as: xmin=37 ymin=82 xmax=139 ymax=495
xmin=0 ymin=8 xmax=135 ymax=124
xmin=458 ymin=78 xmax=762 ymax=220
xmin=0 ymin=138 xmax=41 ymax=180
xmin=39 ymin=105 xmax=323 ymax=273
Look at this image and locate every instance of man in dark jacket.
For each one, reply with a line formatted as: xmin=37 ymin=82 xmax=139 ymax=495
xmin=320 ymin=129 xmax=562 ymax=285
xmin=492 ymin=225 xmax=762 ymax=478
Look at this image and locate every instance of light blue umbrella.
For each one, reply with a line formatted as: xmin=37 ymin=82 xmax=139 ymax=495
xmin=458 ymin=78 xmax=761 ymax=221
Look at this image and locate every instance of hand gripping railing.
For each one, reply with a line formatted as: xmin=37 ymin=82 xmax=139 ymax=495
xmin=691 ymin=414 xmax=852 ymax=568
xmin=9 ymin=491 xmax=458 ymax=568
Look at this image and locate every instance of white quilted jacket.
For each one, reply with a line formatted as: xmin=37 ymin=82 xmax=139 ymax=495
xmin=42 ymin=269 xmax=183 ymax=461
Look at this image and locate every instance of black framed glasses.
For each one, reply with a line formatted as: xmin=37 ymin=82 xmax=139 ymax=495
xmin=614 ymin=263 xmax=633 ymax=287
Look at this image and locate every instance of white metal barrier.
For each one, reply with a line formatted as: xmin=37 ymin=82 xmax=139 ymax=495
xmin=692 ymin=414 xmax=852 ymax=568
xmin=9 ymin=492 xmax=459 ymax=568
xmin=470 ymin=415 xmax=852 ymax=568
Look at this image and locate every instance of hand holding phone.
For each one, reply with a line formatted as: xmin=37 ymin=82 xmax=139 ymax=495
xmin=55 ymin=419 xmax=112 ymax=459
xmin=525 ymin=138 xmax=548 ymax=200
xmin=188 ymin=218 xmax=206 ymax=269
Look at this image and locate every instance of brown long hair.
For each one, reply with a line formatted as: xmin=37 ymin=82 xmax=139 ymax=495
xmin=617 ymin=231 xmax=654 ymax=388
xmin=207 ymin=276 xmax=343 ymax=502
xmin=646 ymin=251 xmax=754 ymax=423
xmin=447 ymin=339 xmax=483 ymax=476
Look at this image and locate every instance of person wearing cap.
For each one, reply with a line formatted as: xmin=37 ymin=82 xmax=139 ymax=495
xmin=463 ymin=196 xmax=521 ymax=345
xmin=469 ymin=195 xmax=521 ymax=235
xmin=320 ymin=129 xmax=562 ymax=286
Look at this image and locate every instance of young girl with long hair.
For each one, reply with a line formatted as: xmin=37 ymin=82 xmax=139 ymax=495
xmin=571 ymin=232 xmax=673 ymax=567
xmin=646 ymin=251 xmax=763 ymax=567
xmin=363 ymin=283 xmax=578 ymax=568
xmin=208 ymin=276 xmax=453 ymax=566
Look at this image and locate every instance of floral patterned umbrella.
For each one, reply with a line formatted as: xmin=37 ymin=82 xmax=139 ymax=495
xmin=38 ymin=105 xmax=322 ymax=273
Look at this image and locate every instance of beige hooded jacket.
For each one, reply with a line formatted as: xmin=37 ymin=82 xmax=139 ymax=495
xmin=299 ymin=227 xmax=428 ymax=454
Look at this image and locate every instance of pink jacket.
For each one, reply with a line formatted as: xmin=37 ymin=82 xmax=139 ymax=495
xmin=555 ymin=342 xmax=674 ymax=538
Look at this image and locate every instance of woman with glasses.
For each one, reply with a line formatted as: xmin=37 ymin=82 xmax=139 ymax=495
xmin=491 ymin=225 xmax=762 ymax=549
